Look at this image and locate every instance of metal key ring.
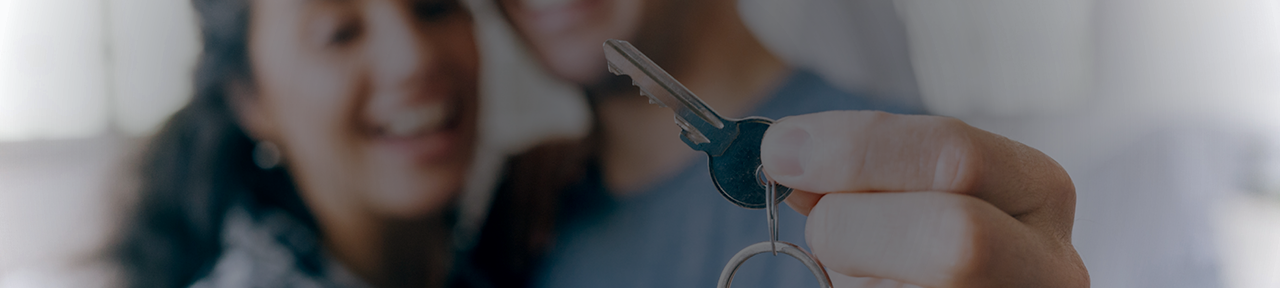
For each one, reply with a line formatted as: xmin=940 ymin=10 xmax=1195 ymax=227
xmin=717 ymin=241 xmax=833 ymax=288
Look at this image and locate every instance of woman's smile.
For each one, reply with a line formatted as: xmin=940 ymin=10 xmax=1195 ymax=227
xmin=368 ymin=100 xmax=466 ymax=165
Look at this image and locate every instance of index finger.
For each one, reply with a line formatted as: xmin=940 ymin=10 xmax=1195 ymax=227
xmin=760 ymin=111 xmax=1074 ymax=221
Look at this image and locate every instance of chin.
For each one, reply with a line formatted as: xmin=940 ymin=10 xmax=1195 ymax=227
xmin=368 ymin=172 xmax=465 ymax=219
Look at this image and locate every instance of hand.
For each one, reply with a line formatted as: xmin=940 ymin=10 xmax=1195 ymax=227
xmin=760 ymin=111 xmax=1088 ymax=288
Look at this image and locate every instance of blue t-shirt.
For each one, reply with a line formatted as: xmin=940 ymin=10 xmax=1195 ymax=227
xmin=535 ymin=70 xmax=916 ymax=288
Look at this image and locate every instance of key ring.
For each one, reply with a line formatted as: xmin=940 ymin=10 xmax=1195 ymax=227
xmin=718 ymin=175 xmax=833 ymax=288
xmin=717 ymin=241 xmax=833 ymax=288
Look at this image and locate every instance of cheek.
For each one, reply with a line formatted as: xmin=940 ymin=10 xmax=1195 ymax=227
xmin=444 ymin=23 xmax=480 ymax=85
xmin=261 ymin=60 xmax=370 ymax=210
xmin=247 ymin=23 xmax=368 ymax=213
xmin=278 ymin=72 xmax=362 ymax=167
xmin=433 ymin=20 xmax=480 ymax=139
xmin=273 ymin=65 xmax=466 ymax=219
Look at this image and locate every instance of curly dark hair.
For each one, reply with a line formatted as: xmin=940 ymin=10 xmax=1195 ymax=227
xmin=110 ymin=0 xmax=315 ymax=287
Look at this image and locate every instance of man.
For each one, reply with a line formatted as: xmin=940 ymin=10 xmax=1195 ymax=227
xmin=497 ymin=0 xmax=1088 ymax=286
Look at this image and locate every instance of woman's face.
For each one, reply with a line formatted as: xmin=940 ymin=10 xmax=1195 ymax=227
xmin=242 ymin=0 xmax=478 ymax=218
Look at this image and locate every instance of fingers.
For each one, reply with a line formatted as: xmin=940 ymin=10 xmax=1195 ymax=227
xmin=784 ymin=190 xmax=822 ymax=216
xmin=805 ymin=192 xmax=1088 ymax=288
xmin=760 ymin=111 xmax=1086 ymax=286
xmin=829 ymin=273 xmax=920 ymax=288
xmin=761 ymin=111 xmax=1074 ymax=222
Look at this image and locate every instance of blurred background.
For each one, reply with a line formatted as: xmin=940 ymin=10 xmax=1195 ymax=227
xmin=1 ymin=0 xmax=1279 ymax=287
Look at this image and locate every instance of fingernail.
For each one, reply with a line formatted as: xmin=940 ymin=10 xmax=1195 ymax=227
xmin=764 ymin=125 xmax=811 ymax=178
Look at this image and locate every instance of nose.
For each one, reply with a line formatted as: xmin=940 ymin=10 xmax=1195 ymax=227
xmin=365 ymin=1 xmax=437 ymax=103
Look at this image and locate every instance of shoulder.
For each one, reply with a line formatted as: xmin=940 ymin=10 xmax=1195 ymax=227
xmin=190 ymin=206 xmax=369 ymax=288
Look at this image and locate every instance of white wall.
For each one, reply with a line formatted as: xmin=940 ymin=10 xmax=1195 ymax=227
xmin=0 ymin=0 xmax=110 ymax=141
xmin=0 ymin=1 xmax=196 ymax=286
xmin=0 ymin=0 xmax=200 ymax=142
xmin=107 ymin=0 xmax=200 ymax=135
xmin=907 ymin=1 xmax=1280 ymax=287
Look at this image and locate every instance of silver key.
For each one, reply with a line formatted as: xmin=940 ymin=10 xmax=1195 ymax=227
xmin=602 ymin=39 xmax=790 ymax=209
xmin=605 ymin=39 xmax=832 ymax=288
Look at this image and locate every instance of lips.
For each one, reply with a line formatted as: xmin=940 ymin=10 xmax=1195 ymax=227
xmin=383 ymin=103 xmax=452 ymax=138
xmin=368 ymin=100 xmax=465 ymax=164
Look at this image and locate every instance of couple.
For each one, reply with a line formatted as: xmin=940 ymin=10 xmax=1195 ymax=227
xmin=112 ymin=0 xmax=1088 ymax=287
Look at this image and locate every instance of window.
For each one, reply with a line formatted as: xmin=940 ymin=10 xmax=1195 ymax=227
xmin=0 ymin=0 xmax=198 ymax=142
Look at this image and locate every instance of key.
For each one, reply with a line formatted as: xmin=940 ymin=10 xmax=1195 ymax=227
xmin=602 ymin=39 xmax=791 ymax=209
xmin=603 ymin=40 xmax=833 ymax=288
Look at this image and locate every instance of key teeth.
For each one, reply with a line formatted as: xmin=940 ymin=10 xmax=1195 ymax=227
xmin=607 ymin=63 xmax=623 ymax=75
xmin=608 ymin=62 xmax=667 ymax=108
xmin=638 ymin=90 xmax=666 ymax=107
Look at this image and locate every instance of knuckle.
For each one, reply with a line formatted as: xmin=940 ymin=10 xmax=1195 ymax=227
xmin=804 ymin=197 xmax=838 ymax=258
xmin=922 ymin=192 xmax=990 ymax=284
xmin=927 ymin=117 xmax=984 ymax=192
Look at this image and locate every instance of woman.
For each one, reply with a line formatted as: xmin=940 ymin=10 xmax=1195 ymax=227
xmin=111 ymin=0 xmax=571 ymax=287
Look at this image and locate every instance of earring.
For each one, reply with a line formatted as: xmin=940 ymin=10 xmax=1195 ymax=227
xmin=253 ymin=141 xmax=282 ymax=170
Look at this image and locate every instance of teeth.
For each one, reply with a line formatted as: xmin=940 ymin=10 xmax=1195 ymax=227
xmin=385 ymin=105 xmax=448 ymax=137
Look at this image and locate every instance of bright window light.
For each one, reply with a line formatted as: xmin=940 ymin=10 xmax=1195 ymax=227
xmin=0 ymin=0 xmax=197 ymax=142
xmin=0 ymin=0 xmax=110 ymax=142
xmin=108 ymin=0 xmax=199 ymax=136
